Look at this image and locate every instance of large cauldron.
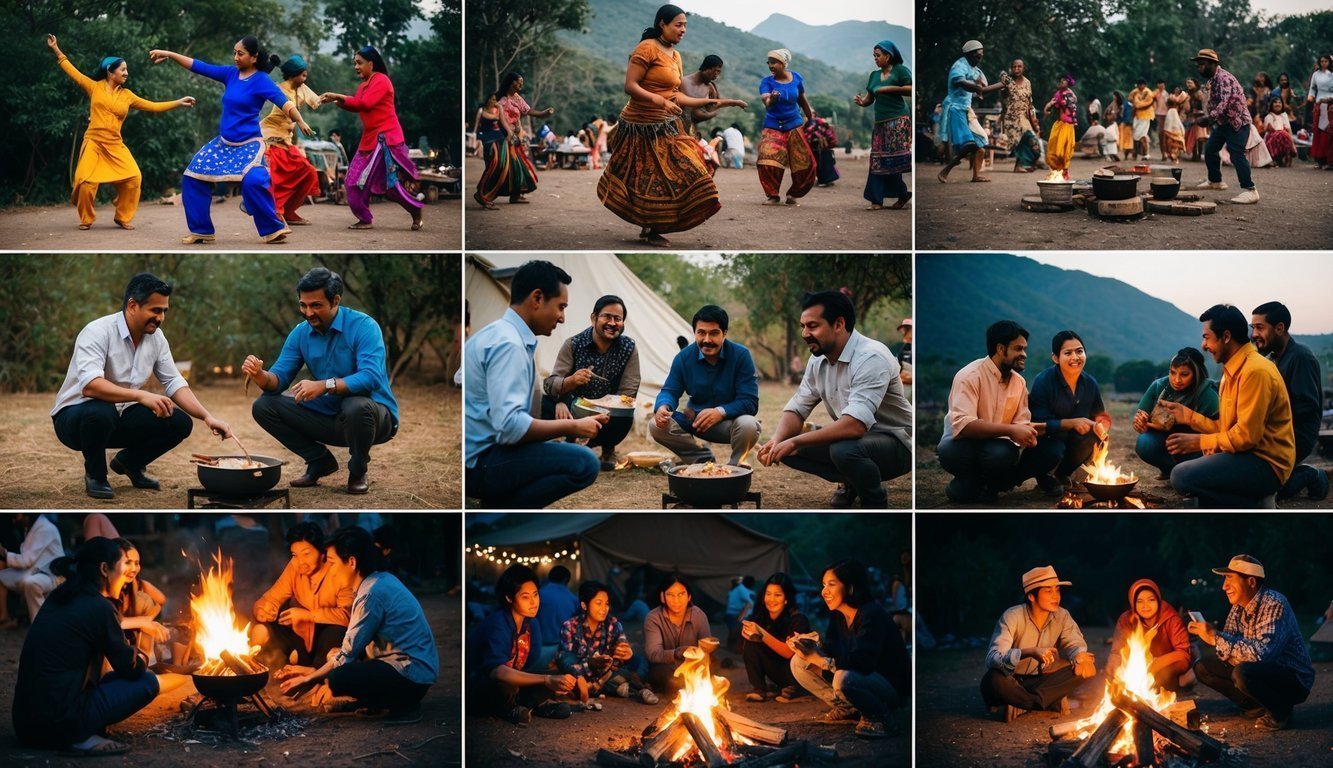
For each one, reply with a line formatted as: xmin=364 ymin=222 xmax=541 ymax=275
xmin=196 ymin=455 xmax=285 ymax=496
xmin=666 ymin=464 xmax=753 ymax=507
xmin=191 ymin=667 xmax=269 ymax=702
xmin=1084 ymin=478 xmax=1139 ymax=502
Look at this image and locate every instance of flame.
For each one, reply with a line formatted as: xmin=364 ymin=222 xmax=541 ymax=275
xmin=1044 ymin=169 xmax=1067 ymax=182
xmin=1081 ymin=438 xmax=1137 ymax=485
xmin=659 ymin=645 xmax=751 ymax=761
xmin=1072 ymin=624 xmax=1177 ymax=753
xmin=190 ymin=551 xmax=254 ymax=667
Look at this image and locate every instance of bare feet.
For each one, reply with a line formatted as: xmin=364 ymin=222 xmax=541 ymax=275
xmin=348 ymin=221 xmax=374 ymax=230
xmin=970 ymin=176 xmax=992 ymax=182
xmin=510 ymin=196 xmax=530 ymax=204
xmin=473 ymin=192 xmax=497 ymax=210
xmin=78 ymin=223 xmax=92 ymax=230
xmin=890 ymin=192 xmax=913 ymax=209
xmin=937 ymin=169 xmax=951 ymax=183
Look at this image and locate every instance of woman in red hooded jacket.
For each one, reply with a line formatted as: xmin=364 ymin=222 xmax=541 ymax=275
xmin=1106 ymin=578 xmax=1194 ymax=691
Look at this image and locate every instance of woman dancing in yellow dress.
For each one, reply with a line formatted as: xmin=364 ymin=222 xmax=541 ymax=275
xmin=47 ymin=34 xmax=194 ymax=230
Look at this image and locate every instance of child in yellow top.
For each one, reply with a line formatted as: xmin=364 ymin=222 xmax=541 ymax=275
xmin=47 ymin=34 xmax=195 ymax=229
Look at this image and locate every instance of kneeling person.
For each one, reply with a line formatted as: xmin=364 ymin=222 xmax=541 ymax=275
xmin=250 ymin=522 xmax=354 ymax=668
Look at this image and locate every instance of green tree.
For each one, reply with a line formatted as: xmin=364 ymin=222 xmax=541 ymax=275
xmin=323 ymin=0 xmax=421 ymax=57
xmin=465 ymin=0 xmax=592 ymax=104
xmin=1114 ymin=359 xmax=1161 ymax=394
xmin=1086 ymin=353 xmax=1115 ymax=390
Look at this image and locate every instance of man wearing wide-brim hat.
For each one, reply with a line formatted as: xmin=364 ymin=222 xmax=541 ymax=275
xmin=1188 ymin=48 xmax=1261 ymax=205
xmin=980 ymin=566 xmax=1097 ymax=723
xmin=1187 ymin=554 xmax=1314 ymax=731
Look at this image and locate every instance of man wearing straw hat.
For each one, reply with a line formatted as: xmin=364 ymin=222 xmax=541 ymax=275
xmin=1188 ymin=555 xmax=1314 ymax=731
xmin=980 ymin=565 xmax=1097 ymax=723
xmin=1190 ymin=48 xmax=1261 ymax=205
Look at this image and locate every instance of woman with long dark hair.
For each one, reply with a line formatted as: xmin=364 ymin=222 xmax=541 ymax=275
xmin=12 ymin=537 xmax=158 ymax=756
xmin=111 ymin=538 xmax=168 ymax=657
xmin=260 ymin=55 xmax=323 ymax=225
xmin=854 ymin=41 xmax=913 ymax=209
xmin=320 ymin=46 xmax=424 ymax=230
xmin=597 ymin=5 xmax=739 ymax=246
xmin=740 ymin=572 xmax=810 ymax=702
xmin=150 ymin=36 xmax=308 ymax=244
xmin=46 ymin=34 xmax=195 ymax=230
xmin=474 ymin=72 xmax=549 ymax=209
xmin=1306 ymin=53 xmax=1333 ymax=169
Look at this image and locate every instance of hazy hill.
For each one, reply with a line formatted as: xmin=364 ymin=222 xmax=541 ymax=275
xmin=751 ymin=13 xmax=913 ymax=72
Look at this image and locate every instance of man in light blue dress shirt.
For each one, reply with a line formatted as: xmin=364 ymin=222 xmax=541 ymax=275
xmin=243 ymin=267 xmax=399 ymax=495
xmin=465 ymin=260 xmax=606 ymax=508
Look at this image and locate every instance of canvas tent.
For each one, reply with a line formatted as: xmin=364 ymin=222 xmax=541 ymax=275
xmin=467 ymin=513 xmax=788 ymax=607
xmin=465 ymin=253 xmax=692 ymax=405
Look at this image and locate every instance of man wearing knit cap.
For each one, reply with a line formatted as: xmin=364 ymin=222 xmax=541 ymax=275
xmin=937 ymin=40 xmax=1005 ymax=182
xmin=980 ymin=566 xmax=1096 ymax=723
xmin=1189 ymin=48 xmax=1260 ymax=204
xmin=1188 ymin=555 xmax=1314 ymax=731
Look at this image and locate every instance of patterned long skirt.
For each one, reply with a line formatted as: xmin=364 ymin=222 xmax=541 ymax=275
xmin=476 ymin=137 xmax=539 ymax=203
xmin=1263 ymin=129 xmax=1295 ymax=166
xmin=866 ymin=117 xmax=911 ymax=206
xmin=596 ymin=118 xmax=720 ymax=234
xmin=757 ymin=126 xmax=817 ymax=199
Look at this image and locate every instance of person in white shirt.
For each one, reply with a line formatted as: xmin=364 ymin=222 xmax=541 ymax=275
xmin=0 ymin=513 xmax=65 ymax=625
xmin=722 ymin=123 xmax=746 ymax=168
xmin=50 ymin=273 xmax=233 ymax=499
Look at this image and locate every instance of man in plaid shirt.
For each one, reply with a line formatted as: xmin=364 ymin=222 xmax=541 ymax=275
xmin=1187 ymin=555 xmax=1314 ymax=731
xmin=1191 ymin=48 xmax=1260 ymax=204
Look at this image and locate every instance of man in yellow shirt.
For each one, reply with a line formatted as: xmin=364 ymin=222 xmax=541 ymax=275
xmin=1160 ymin=304 xmax=1295 ymax=508
xmin=1129 ymin=79 xmax=1157 ymax=161
xmin=250 ymin=522 xmax=355 ymax=667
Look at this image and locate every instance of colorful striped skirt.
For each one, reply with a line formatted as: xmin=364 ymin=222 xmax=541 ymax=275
xmin=348 ymin=137 xmax=420 ymax=195
xmin=597 ymin=118 xmax=720 ymax=233
xmin=757 ymin=126 xmax=816 ymax=199
xmin=476 ymin=137 xmax=538 ymax=203
xmin=870 ymin=116 xmax=912 ymax=176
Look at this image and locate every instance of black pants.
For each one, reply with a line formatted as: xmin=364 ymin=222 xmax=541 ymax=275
xmin=259 ymin=621 xmax=346 ymax=666
xmin=1027 ymin=430 xmax=1100 ymax=478
xmin=938 ymin=435 xmax=1057 ymax=493
xmin=327 ymin=659 xmax=430 ymax=713
xmin=742 ymin=639 xmax=797 ymax=693
xmin=780 ymin=430 xmax=912 ymax=507
xmin=979 ymin=666 xmax=1083 ymax=710
xmin=1193 ymin=655 xmax=1310 ymax=719
xmin=467 ymin=670 xmax=554 ymax=717
xmin=540 ymin=396 xmax=633 ymax=451
xmin=252 ymin=394 xmax=395 ymax=476
xmin=53 ymin=400 xmax=193 ymax=480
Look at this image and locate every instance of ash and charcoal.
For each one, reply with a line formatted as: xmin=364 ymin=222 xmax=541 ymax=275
xmin=146 ymin=709 xmax=311 ymax=747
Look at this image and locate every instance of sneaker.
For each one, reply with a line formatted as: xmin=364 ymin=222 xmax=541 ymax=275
xmin=1036 ymin=474 xmax=1066 ymax=497
xmin=830 ymin=483 xmax=856 ymax=508
xmin=639 ymin=688 xmax=660 ymax=705
xmin=533 ymin=701 xmax=572 ymax=719
xmin=615 ymin=682 xmax=630 ymax=698
xmin=1192 ymin=180 xmax=1228 ymax=190
xmin=1309 ymin=468 xmax=1331 ymax=501
xmin=1255 ymin=713 xmax=1288 ymax=731
xmin=817 ymin=706 xmax=860 ymax=723
xmin=507 ymin=705 xmax=532 ymax=725
xmin=1229 ymin=188 xmax=1260 ymax=204
xmin=854 ymin=717 xmax=888 ymax=739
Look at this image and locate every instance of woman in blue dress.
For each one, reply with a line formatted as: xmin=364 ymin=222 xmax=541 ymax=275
xmin=149 ymin=36 xmax=310 ymax=244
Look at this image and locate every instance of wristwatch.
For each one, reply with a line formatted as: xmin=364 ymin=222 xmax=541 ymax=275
xmin=324 ymin=378 xmax=336 ymax=391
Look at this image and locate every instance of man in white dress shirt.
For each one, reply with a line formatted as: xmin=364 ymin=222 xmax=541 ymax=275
xmin=0 ymin=513 xmax=64 ymax=625
xmin=756 ymin=290 xmax=913 ymax=508
xmin=50 ymin=273 xmax=233 ymax=499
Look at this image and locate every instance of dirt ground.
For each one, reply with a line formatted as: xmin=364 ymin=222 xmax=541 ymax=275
xmin=461 ymin=155 xmax=910 ymax=251
xmin=916 ymin=625 xmax=1333 ymax=768
xmin=914 ymin=398 xmax=1333 ymax=510
xmin=465 ymin=381 xmax=911 ymax=510
xmin=0 ymin=590 xmax=461 ymax=768
xmin=0 ymin=383 xmax=461 ymax=509
xmin=0 ymin=196 xmax=461 ymax=251
xmin=464 ymin=638 xmax=909 ymax=768
xmin=915 ymin=156 xmax=1333 ymax=250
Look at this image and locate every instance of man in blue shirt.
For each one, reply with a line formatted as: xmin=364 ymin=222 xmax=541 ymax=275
xmin=536 ymin=565 xmax=579 ymax=668
xmin=465 ymin=261 xmax=607 ymax=508
xmin=651 ymin=305 xmax=761 ymax=465
xmin=243 ymin=267 xmax=398 ymax=495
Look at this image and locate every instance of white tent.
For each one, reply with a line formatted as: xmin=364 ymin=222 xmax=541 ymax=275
xmin=465 ymin=253 xmax=692 ymax=406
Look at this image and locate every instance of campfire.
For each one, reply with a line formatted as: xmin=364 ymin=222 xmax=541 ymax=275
xmin=190 ymin=551 xmax=265 ymax=676
xmin=1047 ymin=626 xmax=1225 ymax=767
xmin=1057 ymin=437 xmax=1156 ymax=509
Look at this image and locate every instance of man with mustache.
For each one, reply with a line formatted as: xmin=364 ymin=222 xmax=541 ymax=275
xmin=1160 ymin=304 xmax=1294 ymax=508
xmin=541 ymin=295 xmax=641 ymax=471
xmin=1188 ymin=555 xmax=1314 ymax=731
xmin=244 ymin=267 xmax=398 ymax=495
xmin=651 ymin=305 xmax=760 ymax=466
xmin=756 ymin=290 xmax=911 ymax=508
xmin=51 ymin=272 xmax=233 ymax=499
xmin=936 ymin=320 xmax=1047 ymax=504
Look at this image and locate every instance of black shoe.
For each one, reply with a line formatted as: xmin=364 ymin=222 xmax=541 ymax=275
xmin=532 ymin=701 xmax=571 ymax=719
xmin=109 ymin=457 xmax=160 ymax=490
xmin=830 ymin=483 xmax=856 ymax=508
xmin=1036 ymin=474 xmax=1065 ymax=497
xmin=85 ymin=475 xmax=114 ymax=499
xmin=346 ymin=473 xmax=369 ymax=495
xmin=290 ymin=452 xmax=339 ymax=487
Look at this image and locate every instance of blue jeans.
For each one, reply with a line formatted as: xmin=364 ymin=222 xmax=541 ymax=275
xmin=1204 ymin=120 xmax=1254 ymax=190
xmin=1171 ymin=451 xmax=1280 ymax=507
xmin=74 ymin=670 xmax=160 ymax=742
xmin=467 ymin=441 xmax=599 ymax=508
xmin=789 ymin=656 xmax=900 ymax=721
xmin=1135 ymin=430 xmax=1202 ymax=476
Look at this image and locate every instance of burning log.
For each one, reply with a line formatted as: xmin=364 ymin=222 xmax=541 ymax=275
xmin=639 ymin=719 xmax=690 ymax=768
xmin=1060 ymin=708 xmax=1128 ymax=768
xmin=1111 ymin=692 xmax=1223 ymax=760
xmin=220 ymin=650 xmax=261 ymax=676
xmin=716 ymin=709 xmax=787 ymax=745
xmin=1133 ymin=720 xmax=1155 ymax=767
xmin=734 ymin=742 xmax=805 ymax=768
xmin=1049 ymin=720 xmax=1082 ymax=740
xmin=680 ymin=712 xmax=727 ymax=768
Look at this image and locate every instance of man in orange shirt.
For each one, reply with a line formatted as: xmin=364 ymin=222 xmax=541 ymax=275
xmin=1160 ymin=304 xmax=1295 ymax=508
xmin=250 ymin=522 xmax=355 ymax=667
xmin=1129 ymin=79 xmax=1157 ymax=160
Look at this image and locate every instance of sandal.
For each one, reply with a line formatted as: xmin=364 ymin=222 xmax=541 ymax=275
xmin=180 ymin=233 xmax=216 ymax=244
xmin=473 ymin=192 xmax=497 ymax=210
xmin=114 ymin=220 xmax=135 ymax=230
xmin=78 ymin=223 xmax=92 ymax=230
xmin=347 ymin=221 xmax=374 ymax=230
xmin=745 ymin=692 xmax=766 ymax=702
xmin=262 ymin=227 xmax=292 ymax=244
xmin=762 ymin=197 xmax=783 ymax=205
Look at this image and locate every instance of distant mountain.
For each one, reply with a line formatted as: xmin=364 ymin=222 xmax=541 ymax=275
xmin=917 ymin=254 xmax=1204 ymax=372
xmin=750 ymin=13 xmax=913 ymax=72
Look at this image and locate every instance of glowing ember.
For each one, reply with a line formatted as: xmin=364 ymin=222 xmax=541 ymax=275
xmin=1043 ymin=169 xmax=1068 ymax=182
xmin=190 ymin=551 xmax=261 ymax=675
xmin=653 ymin=645 xmax=752 ymax=762
xmin=1071 ymin=625 xmax=1176 ymax=751
xmin=1081 ymin=438 xmax=1137 ymax=485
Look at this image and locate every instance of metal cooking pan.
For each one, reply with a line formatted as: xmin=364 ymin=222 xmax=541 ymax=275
xmin=1084 ymin=478 xmax=1139 ymax=502
xmin=195 ymin=455 xmax=285 ymax=496
xmin=666 ymin=464 xmax=753 ymax=507
xmin=191 ymin=667 xmax=269 ymax=700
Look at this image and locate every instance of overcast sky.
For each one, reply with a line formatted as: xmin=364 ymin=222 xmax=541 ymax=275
xmin=1250 ymin=0 xmax=1330 ymax=19
xmin=1023 ymin=253 xmax=1333 ymax=334
xmin=687 ymin=1 xmax=905 ymax=31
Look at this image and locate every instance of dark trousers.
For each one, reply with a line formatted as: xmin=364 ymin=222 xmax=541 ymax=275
xmin=252 ymin=394 xmax=395 ymax=476
xmin=1136 ymin=429 xmax=1203 ymax=476
xmin=1028 ymin=430 xmax=1100 ymax=478
xmin=259 ymin=621 xmax=346 ymax=667
xmin=1194 ymin=655 xmax=1309 ymax=720
xmin=742 ymin=639 xmax=798 ymax=694
xmin=467 ymin=670 xmax=554 ymax=717
xmin=53 ymin=400 xmax=193 ymax=480
xmin=979 ymin=666 xmax=1083 ymax=711
xmin=73 ymin=670 xmax=160 ymax=743
xmin=1204 ymin=120 xmax=1254 ymax=190
xmin=467 ymin=441 xmax=599 ymax=508
xmin=540 ymin=397 xmax=633 ymax=452
xmin=781 ymin=430 xmax=912 ymax=507
xmin=327 ymin=659 xmax=430 ymax=713
xmin=938 ymin=435 xmax=1055 ymax=494
xmin=1171 ymin=451 xmax=1280 ymax=507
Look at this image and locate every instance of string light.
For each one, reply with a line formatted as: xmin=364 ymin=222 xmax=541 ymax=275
xmin=466 ymin=542 xmax=581 ymax=566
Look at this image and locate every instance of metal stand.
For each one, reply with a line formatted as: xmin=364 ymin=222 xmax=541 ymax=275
xmin=187 ymin=488 xmax=291 ymax=509
xmin=660 ymin=492 xmax=761 ymax=509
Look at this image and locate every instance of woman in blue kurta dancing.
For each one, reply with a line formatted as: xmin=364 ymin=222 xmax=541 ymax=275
xmin=149 ymin=36 xmax=310 ymax=244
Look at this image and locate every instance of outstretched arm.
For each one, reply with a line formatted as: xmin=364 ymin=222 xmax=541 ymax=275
xmin=49 ymin=35 xmax=95 ymax=93
xmin=148 ymin=49 xmax=196 ymax=71
xmin=131 ymin=94 xmax=196 ymax=113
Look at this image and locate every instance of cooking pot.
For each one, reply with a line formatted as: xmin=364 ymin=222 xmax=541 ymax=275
xmin=191 ymin=667 xmax=269 ymax=701
xmin=1092 ymin=174 xmax=1140 ymax=201
xmin=1036 ymin=179 xmax=1074 ymax=205
xmin=666 ymin=464 xmax=753 ymax=507
xmin=1150 ymin=179 xmax=1180 ymax=200
xmin=1150 ymin=164 xmax=1183 ymax=182
xmin=196 ymin=455 xmax=285 ymax=496
xmin=1083 ymin=478 xmax=1139 ymax=502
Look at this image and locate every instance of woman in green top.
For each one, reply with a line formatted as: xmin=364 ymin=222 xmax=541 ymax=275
xmin=1132 ymin=347 xmax=1220 ymax=479
xmin=853 ymin=41 xmax=911 ymax=210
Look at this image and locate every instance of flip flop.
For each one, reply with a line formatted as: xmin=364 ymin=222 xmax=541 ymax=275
xmin=180 ymin=233 xmax=216 ymax=244
xmin=63 ymin=739 xmax=130 ymax=757
xmin=347 ymin=221 xmax=374 ymax=230
xmin=78 ymin=224 xmax=92 ymax=230
xmin=114 ymin=220 xmax=135 ymax=230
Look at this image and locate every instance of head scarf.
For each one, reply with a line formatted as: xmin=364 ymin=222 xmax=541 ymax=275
xmin=875 ymin=40 xmax=900 ymax=64
xmin=280 ymin=54 xmax=309 ymax=79
xmin=94 ymin=56 xmax=125 ymax=82
xmin=766 ymin=49 xmax=791 ymax=65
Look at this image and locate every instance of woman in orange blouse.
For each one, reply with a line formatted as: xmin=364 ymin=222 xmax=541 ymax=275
xmin=596 ymin=4 xmax=744 ymax=246
xmin=46 ymin=34 xmax=195 ymax=230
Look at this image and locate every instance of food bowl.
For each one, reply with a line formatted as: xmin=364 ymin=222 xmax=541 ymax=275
xmin=1150 ymin=164 xmax=1184 ymax=182
xmin=1150 ymin=179 xmax=1181 ymax=201
xmin=1084 ymin=478 xmax=1139 ymax=502
xmin=666 ymin=464 xmax=753 ymax=507
xmin=1092 ymin=174 xmax=1141 ymax=201
xmin=1037 ymin=179 xmax=1074 ymax=205
xmin=195 ymin=455 xmax=285 ymax=496
xmin=572 ymin=396 xmax=636 ymax=419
